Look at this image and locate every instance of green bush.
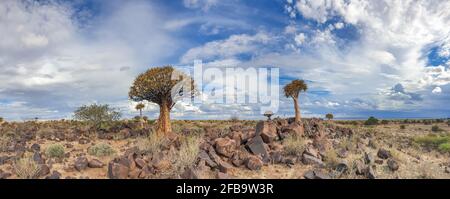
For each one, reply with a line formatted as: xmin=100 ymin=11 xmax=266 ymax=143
xmin=88 ymin=143 xmax=116 ymax=157
xmin=431 ymin=125 xmax=442 ymax=132
xmin=45 ymin=144 xmax=65 ymax=158
xmin=400 ymin=124 xmax=406 ymax=130
xmin=364 ymin=117 xmax=379 ymax=125
xmin=438 ymin=143 xmax=450 ymax=152
xmin=74 ymin=104 xmax=121 ymax=129
xmin=0 ymin=117 xmax=3 ymax=123
xmin=414 ymin=134 xmax=450 ymax=148
xmin=381 ymin=120 xmax=389 ymax=125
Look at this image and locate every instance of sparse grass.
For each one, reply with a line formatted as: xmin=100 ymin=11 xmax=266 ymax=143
xmin=45 ymin=144 xmax=65 ymax=158
xmin=414 ymin=134 xmax=450 ymax=153
xmin=136 ymin=131 xmax=168 ymax=155
xmin=14 ymin=157 xmax=41 ymax=179
xmin=323 ymin=148 xmax=339 ymax=167
xmin=283 ymin=135 xmax=306 ymax=156
xmin=171 ymin=134 xmax=201 ymax=174
xmin=36 ymin=127 xmax=54 ymax=138
xmin=88 ymin=143 xmax=116 ymax=157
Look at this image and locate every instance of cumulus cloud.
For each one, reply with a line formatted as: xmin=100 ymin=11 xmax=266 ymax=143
xmin=432 ymin=87 xmax=442 ymax=94
xmin=0 ymin=0 xmax=177 ymax=120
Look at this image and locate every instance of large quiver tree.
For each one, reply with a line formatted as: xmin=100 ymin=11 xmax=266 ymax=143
xmin=129 ymin=66 xmax=194 ymax=135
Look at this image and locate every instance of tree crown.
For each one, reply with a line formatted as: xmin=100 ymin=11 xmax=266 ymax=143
xmin=283 ymin=79 xmax=308 ymax=98
xmin=129 ymin=66 xmax=195 ymax=107
xmin=135 ymin=103 xmax=145 ymax=110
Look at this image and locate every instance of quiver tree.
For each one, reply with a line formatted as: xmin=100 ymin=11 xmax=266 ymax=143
xmin=129 ymin=66 xmax=195 ymax=135
xmin=326 ymin=113 xmax=334 ymax=121
xmin=135 ymin=103 xmax=145 ymax=118
xmin=283 ymin=79 xmax=308 ymax=123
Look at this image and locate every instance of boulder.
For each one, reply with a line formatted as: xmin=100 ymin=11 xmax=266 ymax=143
xmin=336 ymin=148 xmax=348 ymax=158
xmin=230 ymin=151 xmax=247 ymax=167
xmin=198 ymin=150 xmax=217 ymax=168
xmin=0 ymin=169 xmax=12 ymax=179
xmin=30 ymin=143 xmax=41 ymax=152
xmin=367 ymin=166 xmax=376 ymax=179
xmin=303 ymin=170 xmax=331 ymax=179
xmin=387 ymin=159 xmax=399 ymax=171
xmin=134 ymin=158 xmax=147 ymax=169
xmin=218 ymin=161 xmax=235 ymax=173
xmin=302 ymin=154 xmax=325 ymax=167
xmin=246 ymin=156 xmax=263 ymax=170
xmin=377 ymin=149 xmax=392 ymax=159
xmin=38 ymin=164 xmax=50 ymax=177
xmin=245 ymin=136 xmax=269 ymax=161
xmin=214 ymin=138 xmax=236 ymax=158
xmin=181 ymin=167 xmax=200 ymax=179
xmin=74 ymin=157 xmax=89 ymax=171
xmin=281 ymin=122 xmax=304 ymax=137
xmin=255 ymin=121 xmax=278 ymax=143
xmin=230 ymin=131 xmax=243 ymax=146
xmin=138 ymin=165 xmax=153 ymax=179
xmin=33 ymin=152 xmax=45 ymax=164
xmin=88 ymin=159 xmax=105 ymax=168
xmin=46 ymin=171 xmax=61 ymax=179
xmin=108 ymin=161 xmax=130 ymax=179
xmin=364 ymin=152 xmax=374 ymax=164
xmin=270 ymin=151 xmax=283 ymax=164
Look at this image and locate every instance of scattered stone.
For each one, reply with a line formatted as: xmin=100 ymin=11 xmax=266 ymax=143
xmin=33 ymin=152 xmax=45 ymax=164
xmin=38 ymin=164 xmax=50 ymax=177
xmin=377 ymin=148 xmax=392 ymax=159
xmin=230 ymin=151 xmax=247 ymax=167
xmin=216 ymin=171 xmax=231 ymax=179
xmin=218 ymin=161 xmax=235 ymax=173
xmin=355 ymin=160 xmax=368 ymax=175
xmin=364 ymin=152 xmax=374 ymax=164
xmin=134 ymin=158 xmax=147 ymax=169
xmin=336 ymin=148 xmax=348 ymax=158
xmin=368 ymin=139 xmax=377 ymax=149
xmin=303 ymin=145 xmax=320 ymax=158
xmin=387 ymin=159 xmax=399 ymax=171
xmin=246 ymin=156 xmax=263 ymax=170
xmin=108 ymin=161 xmax=130 ymax=179
xmin=78 ymin=138 xmax=90 ymax=145
xmin=152 ymin=157 xmax=171 ymax=171
xmin=46 ymin=171 xmax=61 ymax=179
xmin=0 ymin=156 xmax=10 ymax=165
xmin=255 ymin=121 xmax=278 ymax=143
xmin=30 ymin=143 xmax=41 ymax=152
xmin=270 ymin=151 xmax=283 ymax=164
xmin=181 ymin=167 xmax=200 ymax=179
xmin=335 ymin=162 xmax=349 ymax=173
xmin=303 ymin=170 xmax=331 ymax=179
xmin=74 ymin=156 xmax=89 ymax=171
xmin=375 ymin=159 xmax=384 ymax=165
xmin=246 ymin=136 xmax=269 ymax=160
xmin=367 ymin=166 xmax=376 ymax=179
xmin=138 ymin=165 xmax=153 ymax=179
xmin=302 ymin=154 xmax=325 ymax=167
xmin=284 ymin=157 xmax=296 ymax=165
xmin=199 ymin=150 xmax=217 ymax=168
xmin=88 ymin=159 xmax=105 ymax=168
xmin=214 ymin=138 xmax=236 ymax=158
xmin=281 ymin=122 xmax=304 ymax=138
xmin=0 ymin=169 xmax=12 ymax=179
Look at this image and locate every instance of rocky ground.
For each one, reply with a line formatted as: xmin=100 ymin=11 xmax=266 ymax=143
xmin=0 ymin=118 xmax=449 ymax=179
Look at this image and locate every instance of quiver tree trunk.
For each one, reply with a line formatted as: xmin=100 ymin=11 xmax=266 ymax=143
xmin=293 ymin=97 xmax=301 ymax=123
xmin=157 ymin=101 xmax=172 ymax=135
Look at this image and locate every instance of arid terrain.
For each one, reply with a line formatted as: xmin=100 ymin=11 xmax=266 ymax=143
xmin=1 ymin=118 xmax=449 ymax=179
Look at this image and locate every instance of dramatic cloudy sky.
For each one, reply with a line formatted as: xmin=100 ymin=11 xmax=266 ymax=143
xmin=1 ymin=0 xmax=449 ymax=120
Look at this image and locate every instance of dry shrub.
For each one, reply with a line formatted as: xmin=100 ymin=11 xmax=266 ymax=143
xmin=45 ymin=144 xmax=65 ymax=158
xmin=323 ymin=148 xmax=339 ymax=167
xmin=0 ymin=135 xmax=13 ymax=152
xmin=88 ymin=143 xmax=116 ymax=157
xmin=171 ymin=135 xmax=201 ymax=174
xmin=14 ymin=157 xmax=41 ymax=179
xmin=136 ymin=131 xmax=168 ymax=155
xmin=283 ymin=135 xmax=306 ymax=156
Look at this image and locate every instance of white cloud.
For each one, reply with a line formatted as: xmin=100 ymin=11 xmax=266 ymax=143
xmin=294 ymin=33 xmax=306 ymax=45
xmin=183 ymin=0 xmax=218 ymax=11
xmin=181 ymin=32 xmax=272 ymax=63
xmin=432 ymin=87 xmax=442 ymax=94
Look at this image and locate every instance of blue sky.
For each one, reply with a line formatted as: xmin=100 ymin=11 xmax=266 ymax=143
xmin=0 ymin=0 xmax=449 ymax=120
